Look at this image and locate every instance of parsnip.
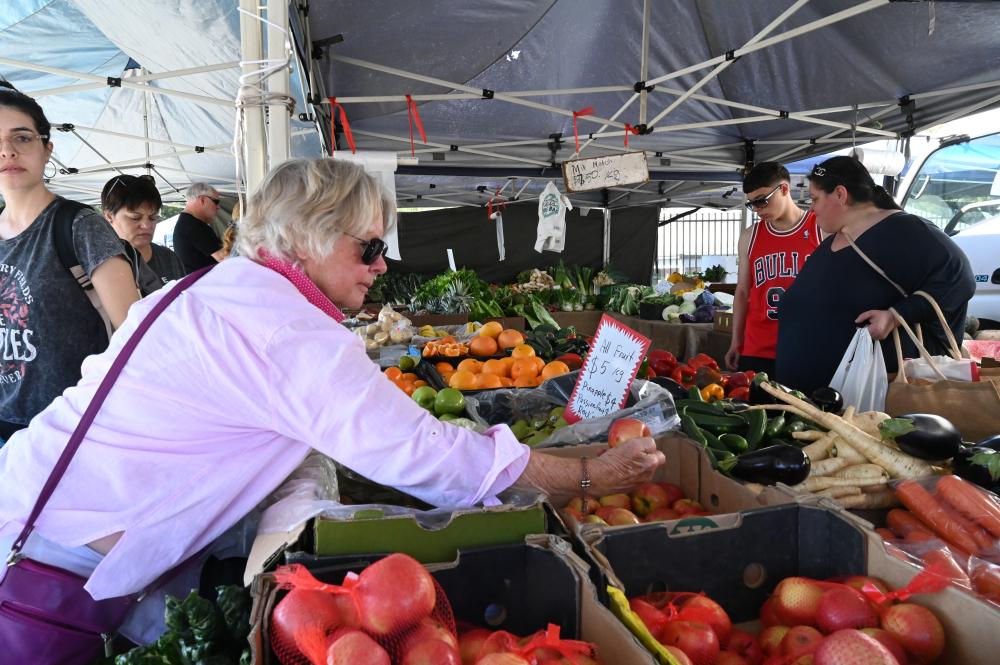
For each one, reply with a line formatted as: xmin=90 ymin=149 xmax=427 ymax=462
xmin=831 ymin=438 xmax=867 ymax=465
xmin=816 ymin=486 xmax=864 ymax=499
xmin=811 ymin=457 xmax=851 ymax=477
xmin=838 ymin=490 xmax=901 ymax=509
xmin=796 ymin=475 xmax=888 ymax=492
xmin=834 ymin=464 xmax=890 ymax=481
xmin=792 ymin=430 xmax=825 ymax=442
xmin=802 ymin=434 xmax=836 ymax=462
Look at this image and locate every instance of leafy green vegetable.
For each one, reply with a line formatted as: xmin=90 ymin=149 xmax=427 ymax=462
xmin=216 ymin=585 xmax=251 ymax=645
xmin=971 ymin=451 xmax=1000 ymax=481
xmin=410 ymin=269 xmax=489 ymax=314
xmin=878 ymin=418 xmax=917 ymax=441
xmin=373 ymin=272 xmax=427 ymax=305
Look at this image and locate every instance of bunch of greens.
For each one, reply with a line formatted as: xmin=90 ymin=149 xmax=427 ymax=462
xmin=523 ymin=324 xmax=589 ymax=360
xmin=105 ymin=586 xmax=251 ymax=665
xmin=512 ymin=297 xmax=560 ymax=329
xmin=639 ymin=292 xmax=682 ymax=307
xmin=373 ymin=272 xmax=427 ymax=305
xmin=410 ymin=269 xmax=489 ymax=314
xmin=702 ymin=264 xmax=727 ymax=282
xmin=605 ymin=284 xmax=655 ymax=316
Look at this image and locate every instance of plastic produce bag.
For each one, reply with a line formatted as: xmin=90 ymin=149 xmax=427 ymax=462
xmin=830 ymin=326 xmax=888 ymax=412
xmin=464 ymin=370 xmax=680 ymax=448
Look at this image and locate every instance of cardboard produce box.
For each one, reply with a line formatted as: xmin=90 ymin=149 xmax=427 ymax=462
xmin=551 ymin=310 xmax=604 ymax=337
xmin=583 ymin=503 xmax=1000 ymax=665
xmin=248 ymin=535 xmax=658 ymax=665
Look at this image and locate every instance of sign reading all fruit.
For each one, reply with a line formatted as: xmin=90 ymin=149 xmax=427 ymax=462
xmin=564 ymin=315 xmax=651 ymax=423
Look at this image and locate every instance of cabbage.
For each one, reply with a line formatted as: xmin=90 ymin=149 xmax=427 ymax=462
xmin=662 ymin=304 xmax=681 ymax=321
xmin=695 ymin=289 xmax=717 ymax=308
xmin=679 ymin=301 xmax=697 ymax=315
xmin=693 ymin=304 xmax=716 ymax=323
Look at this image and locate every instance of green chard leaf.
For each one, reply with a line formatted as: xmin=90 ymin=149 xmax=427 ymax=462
xmin=971 ymin=451 xmax=1000 ymax=481
xmin=878 ymin=417 xmax=916 ymax=441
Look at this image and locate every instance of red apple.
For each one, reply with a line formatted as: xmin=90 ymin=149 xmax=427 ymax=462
xmin=595 ymin=506 xmax=641 ymax=526
xmin=608 ymin=417 xmax=652 ymax=447
xmin=645 ymin=507 xmax=681 ymax=522
xmin=599 ymin=493 xmax=632 ymax=509
xmin=678 ymin=594 xmax=732 ymax=644
xmin=326 ymin=628 xmax=391 ymax=665
xmin=759 ymin=597 xmax=782 ymax=629
xmin=880 ymin=603 xmax=945 ymax=664
xmin=780 ymin=626 xmax=823 ymax=657
xmin=717 ymin=651 xmax=751 ymax=665
xmin=726 ymin=628 xmax=764 ymax=665
xmin=759 ymin=626 xmax=790 ymax=656
xmin=582 ymin=514 xmax=607 ymax=525
xmin=565 ymin=496 xmax=601 ymax=515
xmin=458 ymin=628 xmax=492 ymax=665
xmin=401 ymin=637 xmax=461 ymax=665
xmin=860 ymin=627 xmax=909 ymax=664
xmin=404 ymin=618 xmax=459 ymax=651
xmin=814 ymin=629 xmax=900 ymax=665
xmin=664 ymin=645 xmax=694 ymax=665
xmin=561 ymin=508 xmax=583 ymax=529
xmin=658 ymin=621 xmax=720 ymax=665
xmin=629 ymin=597 xmax=668 ymax=634
xmin=772 ymin=577 xmax=823 ymax=627
xmin=816 ymin=586 xmax=879 ymax=633
xmin=672 ymin=498 xmax=705 ymax=515
xmin=631 ymin=482 xmax=671 ymax=516
xmin=658 ymin=482 xmax=686 ymax=506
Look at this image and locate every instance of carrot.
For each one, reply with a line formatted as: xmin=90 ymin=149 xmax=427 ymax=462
xmin=935 ymin=491 xmax=996 ymax=553
xmin=937 ymin=475 xmax=1000 ymax=539
xmin=838 ymin=490 xmax=900 ymax=509
xmin=922 ymin=548 xmax=971 ymax=588
xmin=896 ymin=480 xmax=981 ymax=555
xmin=971 ymin=560 xmax=1000 ymax=604
xmin=887 ymin=509 xmax=933 ymax=539
xmin=760 ymin=384 xmax=934 ymax=479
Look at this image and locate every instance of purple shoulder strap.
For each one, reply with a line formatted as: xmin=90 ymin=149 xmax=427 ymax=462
xmin=9 ymin=266 xmax=214 ymax=557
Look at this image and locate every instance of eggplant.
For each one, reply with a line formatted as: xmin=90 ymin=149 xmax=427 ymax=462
xmin=717 ymin=444 xmax=811 ymax=486
xmin=975 ymin=434 xmax=1000 ymax=452
xmin=952 ymin=446 xmax=1000 ymax=492
xmin=810 ymin=387 xmax=844 ymax=414
xmin=651 ymin=376 xmax=690 ymax=401
xmin=879 ymin=414 xmax=962 ymax=461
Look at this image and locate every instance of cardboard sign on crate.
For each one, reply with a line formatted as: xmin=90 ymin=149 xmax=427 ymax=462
xmin=565 ymin=314 xmax=650 ymax=423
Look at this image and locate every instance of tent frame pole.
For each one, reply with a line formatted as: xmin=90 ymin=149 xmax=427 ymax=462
xmin=265 ymin=0 xmax=291 ymax=168
xmin=239 ymin=0 xmax=269 ymax=193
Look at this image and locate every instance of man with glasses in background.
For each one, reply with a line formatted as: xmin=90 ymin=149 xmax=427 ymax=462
xmin=724 ymin=162 xmax=821 ymax=375
xmin=173 ymin=182 xmax=228 ymax=273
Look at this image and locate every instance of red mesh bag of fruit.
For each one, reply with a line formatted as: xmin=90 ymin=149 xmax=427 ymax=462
xmin=269 ymin=553 xmax=456 ymax=665
xmin=472 ymin=624 xmax=602 ymax=664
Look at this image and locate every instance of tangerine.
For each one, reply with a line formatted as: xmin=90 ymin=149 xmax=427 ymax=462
xmin=525 ymin=356 xmax=545 ymax=375
xmin=449 ymin=370 xmax=478 ymax=390
xmin=497 ymin=329 xmax=525 ymax=350
xmin=440 ymin=370 xmax=454 ymax=384
xmin=479 ymin=321 xmax=504 ymax=339
xmin=413 ymin=379 xmax=428 ymax=388
xmin=400 ymin=372 xmax=418 ymax=382
xmin=475 ymin=373 xmax=503 ymax=389
xmin=511 ymin=343 xmax=536 ymax=358
xmin=397 ymin=380 xmax=417 ymax=396
xmin=457 ymin=358 xmax=483 ymax=374
xmin=481 ymin=359 xmax=509 ymax=377
xmin=469 ymin=336 xmax=499 ymax=357
xmin=541 ymin=360 xmax=571 ymax=380
xmin=510 ymin=358 xmax=540 ymax=381
xmin=435 ymin=361 xmax=454 ymax=374
xmin=498 ymin=376 xmax=514 ymax=388
xmin=384 ymin=367 xmax=402 ymax=381
xmin=513 ymin=375 xmax=539 ymax=388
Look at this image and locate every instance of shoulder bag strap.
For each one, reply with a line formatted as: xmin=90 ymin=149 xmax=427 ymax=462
xmin=8 ymin=265 xmax=214 ymax=560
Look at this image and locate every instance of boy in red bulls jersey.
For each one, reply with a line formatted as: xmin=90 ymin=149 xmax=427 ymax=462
xmin=725 ymin=162 xmax=820 ymax=375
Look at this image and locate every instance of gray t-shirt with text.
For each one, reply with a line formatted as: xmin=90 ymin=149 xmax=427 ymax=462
xmin=0 ymin=197 xmax=126 ymax=424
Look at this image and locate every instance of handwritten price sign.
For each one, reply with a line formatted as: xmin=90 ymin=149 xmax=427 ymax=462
xmin=564 ymin=315 xmax=651 ymax=423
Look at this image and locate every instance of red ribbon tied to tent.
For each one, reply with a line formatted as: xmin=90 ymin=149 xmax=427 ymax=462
xmin=487 ymin=187 xmax=507 ymax=220
xmin=327 ymin=97 xmax=356 ymax=153
xmin=624 ymin=123 xmax=641 ymax=148
xmin=405 ymin=94 xmax=428 ymax=157
xmin=572 ymin=106 xmax=594 ymax=153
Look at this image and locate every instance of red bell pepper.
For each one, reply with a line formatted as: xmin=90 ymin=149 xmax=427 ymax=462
xmin=647 ymin=349 xmax=677 ymax=377
xmin=555 ymin=353 xmax=583 ymax=371
xmin=728 ymin=386 xmax=751 ymax=402
xmin=671 ymin=364 xmax=696 ymax=386
xmin=688 ymin=353 xmax=720 ymax=371
xmin=726 ymin=372 xmax=751 ymax=390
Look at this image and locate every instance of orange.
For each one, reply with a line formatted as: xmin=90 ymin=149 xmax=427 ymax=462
xmin=435 ymin=361 xmax=454 ymax=374
xmin=511 ymin=343 xmax=536 ymax=359
xmin=439 ymin=336 xmax=457 ymax=344
xmin=510 ymin=358 xmax=540 ymax=381
xmin=397 ymin=380 xmax=416 ymax=396
xmin=514 ymin=375 xmax=539 ymax=388
xmin=440 ymin=370 xmax=454 ymax=384
xmin=384 ymin=367 xmax=402 ymax=381
xmin=413 ymin=380 xmax=428 ymax=388
xmin=457 ymin=358 xmax=483 ymax=374
xmin=469 ymin=336 xmax=499 ymax=357
xmin=479 ymin=321 xmax=504 ymax=339
xmin=400 ymin=372 xmax=418 ymax=382
xmin=499 ymin=356 xmax=516 ymax=370
xmin=475 ymin=373 xmax=503 ymax=389
xmin=499 ymin=376 xmax=514 ymax=388
xmin=443 ymin=347 xmax=461 ymax=357
xmin=481 ymin=359 xmax=509 ymax=377
xmin=541 ymin=360 xmax=571 ymax=380
xmin=449 ymin=369 xmax=478 ymax=390
xmin=497 ymin=329 xmax=525 ymax=350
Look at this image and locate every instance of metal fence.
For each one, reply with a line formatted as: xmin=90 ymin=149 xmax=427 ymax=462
xmin=653 ymin=209 xmax=745 ymax=281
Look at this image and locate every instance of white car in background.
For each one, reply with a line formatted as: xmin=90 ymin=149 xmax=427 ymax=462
xmin=899 ymin=131 xmax=1000 ymax=329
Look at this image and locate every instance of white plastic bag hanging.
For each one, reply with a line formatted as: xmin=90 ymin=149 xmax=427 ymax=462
xmin=830 ymin=326 xmax=888 ymax=412
xmin=534 ymin=181 xmax=572 ymax=253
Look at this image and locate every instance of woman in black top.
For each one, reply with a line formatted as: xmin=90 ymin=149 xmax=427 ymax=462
xmin=776 ymin=156 xmax=975 ymax=395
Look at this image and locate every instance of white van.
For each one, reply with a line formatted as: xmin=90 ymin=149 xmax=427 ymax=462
xmin=899 ymin=131 xmax=1000 ymax=329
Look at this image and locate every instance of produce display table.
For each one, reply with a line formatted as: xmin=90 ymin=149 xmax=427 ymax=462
xmin=606 ymin=315 xmax=732 ymax=362
xmin=551 ymin=310 xmax=604 ymax=337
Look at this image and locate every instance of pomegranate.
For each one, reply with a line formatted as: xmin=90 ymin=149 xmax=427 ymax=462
xmin=353 ymin=553 xmax=436 ymax=636
xmin=658 ymin=620 xmax=720 ymax=665
xmin=814 ymin=629 xmax=900 ymax=665
xmin=815 ymin=586 xmax=879 ymax=633
xmin=880 ymin=603 xmax=945 ymax=664
xmin=325 ymin=628 xmax=391 ymax=665
xmin=270 ymin=589 xmax=344 ymax=664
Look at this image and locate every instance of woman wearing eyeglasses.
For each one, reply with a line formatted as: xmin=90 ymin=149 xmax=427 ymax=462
xmin=101 ymin=174 xmax=186 ymax=294
xmin=775 ymin=155 xmax=975 ymax=395
xmin=0 ymin=83 xmax=139 ymax=442
xmin=0 ymin=158 xmax=663 ymax=653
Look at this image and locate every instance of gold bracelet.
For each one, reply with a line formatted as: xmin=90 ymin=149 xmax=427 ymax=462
xmin=580 ymin=457 xmax=592 ymax=494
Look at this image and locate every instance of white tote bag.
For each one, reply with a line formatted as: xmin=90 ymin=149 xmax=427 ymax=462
xmin=830 ymin=326 xmax=888 ymax=412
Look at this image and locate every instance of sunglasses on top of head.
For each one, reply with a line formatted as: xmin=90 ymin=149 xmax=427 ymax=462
xmin=744 ymin=183 xmax=783 ymax=211
xmin=345 ymin=232 xmax=389 ymax=265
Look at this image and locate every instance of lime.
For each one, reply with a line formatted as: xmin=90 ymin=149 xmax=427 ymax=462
xmin=548 ymin=406 xmax=565 ymax=424
xmin=434 ymin=388 xmax=466 ymax=416
xmin=552 ymin=416 xmax=569 ymax=429
xmin=412 ymin=385 xmax=437 ymax=410
xmin=399 ymin=355 xmax=419 ymax=371
xmin=438 ymin=413 xmax=458 ymax=422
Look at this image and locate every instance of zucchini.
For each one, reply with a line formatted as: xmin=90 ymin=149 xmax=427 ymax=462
xmin=675 ymin=399 xmax=725 ymax=416
xmin=741 ymin=410 xmax=767 ymax=448
xmin=680 ymin=414 xmax=708 ymax=447
xmin=703 ymin=429 xmax=729 ymax=453
xmin=689 ymin=412 xmax=748 ymax=434
xmin=720 ymin=433 xmax=750 ymax=454
xmin=764 ymin=414 xmax=786 ymax=438
xmin=783 ymin=419 xmax=809 ymax=435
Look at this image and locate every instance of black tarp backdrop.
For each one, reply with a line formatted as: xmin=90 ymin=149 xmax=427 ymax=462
xmin=386 ymin=203 xmax=658 ymax=284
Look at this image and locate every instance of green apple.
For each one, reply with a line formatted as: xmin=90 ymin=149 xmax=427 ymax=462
xmin=411 ymin=386 xmax=438 ymax=410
